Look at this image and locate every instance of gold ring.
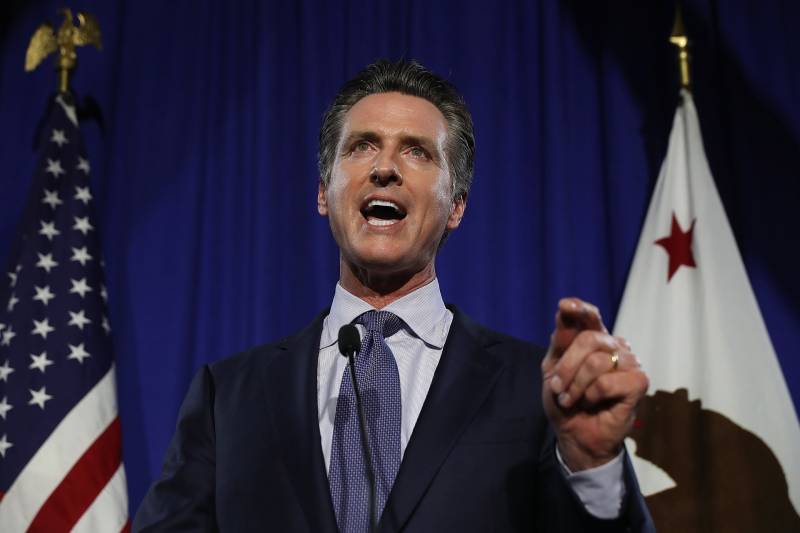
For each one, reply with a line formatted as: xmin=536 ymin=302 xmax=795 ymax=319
xmin=610 ymin=352 xmax=620 ymax=371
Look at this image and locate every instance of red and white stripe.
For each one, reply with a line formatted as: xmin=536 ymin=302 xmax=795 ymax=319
xmin=0 ymin=365 xmax=129 ymax=532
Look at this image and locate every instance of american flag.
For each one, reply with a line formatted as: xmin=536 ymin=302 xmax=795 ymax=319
xmin=0 ymin=93 xmax=129 ymax=532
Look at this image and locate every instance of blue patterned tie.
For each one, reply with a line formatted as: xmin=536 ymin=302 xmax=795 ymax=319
xmin=329 ymin=310 xmax=403 ymax=532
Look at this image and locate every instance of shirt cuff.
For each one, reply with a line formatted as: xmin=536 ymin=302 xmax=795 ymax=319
xmin=555 ymin=446 xmax=626 ymax=519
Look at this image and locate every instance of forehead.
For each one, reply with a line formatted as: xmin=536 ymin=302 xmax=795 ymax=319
xmin=341 ymin=92 xmax=448 ymax=143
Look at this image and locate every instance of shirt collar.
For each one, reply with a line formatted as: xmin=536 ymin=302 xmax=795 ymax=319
xmin=320 ymin=278 xmax=449 ymax=350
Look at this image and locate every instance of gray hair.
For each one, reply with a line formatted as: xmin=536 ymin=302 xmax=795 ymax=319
xmin=318 ymin=59 xmax=475 ymax=201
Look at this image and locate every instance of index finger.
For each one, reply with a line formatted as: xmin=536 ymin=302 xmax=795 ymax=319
xmin=551 ymin=297 xmax=608 ymax=358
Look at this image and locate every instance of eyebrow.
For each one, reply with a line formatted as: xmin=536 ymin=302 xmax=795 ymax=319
xmin=340 ymin=131 xmax=382 ymax=148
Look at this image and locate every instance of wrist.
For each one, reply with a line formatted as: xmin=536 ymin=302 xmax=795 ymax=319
xmin=557 ymin=437 xmax=621 ymax=472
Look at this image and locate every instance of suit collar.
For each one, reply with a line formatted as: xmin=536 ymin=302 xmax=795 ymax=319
xmin=379 ymin=305 xmax=505 ymax=532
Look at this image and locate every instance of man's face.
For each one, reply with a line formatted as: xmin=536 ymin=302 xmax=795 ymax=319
xmin=318 ymin=92 xmax=466 ymax=278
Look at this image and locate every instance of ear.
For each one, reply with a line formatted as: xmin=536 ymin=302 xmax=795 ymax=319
xmin=446 ymin=193 xmax=467 ymax=230
xmin=317 ymin=179 xmax=328 ymax=216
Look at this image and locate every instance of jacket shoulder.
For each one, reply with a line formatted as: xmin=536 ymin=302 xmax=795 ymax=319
xmin=450 ymin=305 xmax=547 ymax=361
xmin=206 ymin=309 xmax=328 ymax=385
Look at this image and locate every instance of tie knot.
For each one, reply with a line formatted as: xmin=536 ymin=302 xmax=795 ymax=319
xmin=356 ymin=310 xmax=403 ymax=338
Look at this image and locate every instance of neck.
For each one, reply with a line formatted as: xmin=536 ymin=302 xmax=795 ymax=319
xmin=339 ymin=258 xmax=436 ymax=309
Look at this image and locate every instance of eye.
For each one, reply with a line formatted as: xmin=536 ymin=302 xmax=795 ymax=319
xmin=352 ymin=141 xmax=372 ymax=153
xmin=409 ymin=146 xmax=429 ymax=159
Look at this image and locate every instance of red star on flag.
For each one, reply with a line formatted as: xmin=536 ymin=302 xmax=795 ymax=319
xmin=655 ymin=212 xmax=696 ymax=282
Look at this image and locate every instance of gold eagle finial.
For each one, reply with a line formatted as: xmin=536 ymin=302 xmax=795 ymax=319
xmin=25 ymin=8 xmax=102 ymax=93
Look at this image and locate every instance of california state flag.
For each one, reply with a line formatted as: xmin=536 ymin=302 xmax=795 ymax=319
xmin=614 ymin=89 xmax=800 ymax=532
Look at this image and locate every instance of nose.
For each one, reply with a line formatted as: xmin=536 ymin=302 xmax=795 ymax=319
xmin=370 ymin=153 xmax=402 ymax=187
xmin=370 ymin=167 xmax=402 ymax=187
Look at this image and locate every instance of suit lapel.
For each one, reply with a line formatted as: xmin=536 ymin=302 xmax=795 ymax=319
xmin=379 ymin=307 xmax=504 ymax=532
xmin=265 ymin=311 xmax=339 ymax=533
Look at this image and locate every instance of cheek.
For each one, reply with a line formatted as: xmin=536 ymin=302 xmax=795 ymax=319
xmin=325 ymin=174 xmax=350 ymax=213
xmin=430 ymin=172 xmax=454 ymax=214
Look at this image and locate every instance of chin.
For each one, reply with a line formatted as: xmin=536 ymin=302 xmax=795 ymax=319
xmin=347 ymin=245 xmax=422 ymax=274
xmin=356 ymin=253 xmax=411 ymax=273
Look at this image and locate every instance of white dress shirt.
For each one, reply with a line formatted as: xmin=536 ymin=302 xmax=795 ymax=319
xmin=317 ymin=279 xmax=624 ymax=519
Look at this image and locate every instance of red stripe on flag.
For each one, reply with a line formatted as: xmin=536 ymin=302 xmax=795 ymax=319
xmin=120 ymin=520 xmax=131 ymax=533
xmin=28 ymin=417 xmax=123 ymax=532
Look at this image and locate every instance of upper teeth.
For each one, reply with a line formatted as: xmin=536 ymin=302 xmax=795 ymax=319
xmin=368 ymin=199 xmax=400 ymax=211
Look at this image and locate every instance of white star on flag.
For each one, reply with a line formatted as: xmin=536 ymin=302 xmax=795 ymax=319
xmin=74 ymin=186 xmax=92 ymax=204
xmin=28 ymin=386 xmax=53 ymax=410
xmin=1 ymin=327 xmax=15 ymax=346
xmin=33 ymin=285 xmax=55 ymax=306
xmin=41 ymin=189 xmax=63 ymax=209
xmin=0 ymin=434 xmax=12 ymax=458
xmin=8 ymin=271 xmax=17 ymax=287
xmin=38 ymin=220 xmax=60 ymax=241
xmin=50 ymin=129 xmax=68 ymax=147
xmin=100 ymin=285 xmax=108 ymax=303
xmin=76 ymin=157 xmax=90 ymax=174
xmin=7 ymin=294 xmax=18 ymax=312
xmin=31 ymin=318 xmax=55 ymax=339
xmin=0 ymin=360 xmax=14 ymax=381
xmin=0 ymin=396 xmax=12 ymax=420
xmin=73 ymin=216 xmax=94 ymax=235
xmin=35 ymin=252 xmax=59 ymax=273
xmin=45 ymin=158 xmax=65 ymax=177
xmin=67 ymin=343 xmax=91 ymax=364
xmin=29 ymin=351 xmax=53 ymax=373
xmin=70 ymin=246 xmax=93 ymax=265
xmin=102 ymin=316 xmax=111 ymax=334
xmin=67 ymin=310 xmax=91 ymax=330
xmin=69 ymin=278 xmax=93 ymax=298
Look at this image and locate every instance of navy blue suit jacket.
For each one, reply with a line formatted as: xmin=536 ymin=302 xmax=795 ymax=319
xmin=134 ymin=306 xmax=654 ymax=532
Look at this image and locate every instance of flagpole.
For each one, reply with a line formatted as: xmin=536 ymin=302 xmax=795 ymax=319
xmin=669 ymin=3 xmax=691 ymax=89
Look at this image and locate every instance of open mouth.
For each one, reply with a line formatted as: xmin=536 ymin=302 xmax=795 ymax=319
xmin=361 ymin=199 xmax=407 ymax=227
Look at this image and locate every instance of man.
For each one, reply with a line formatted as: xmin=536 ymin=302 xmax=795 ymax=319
xmin=134 ymin=60 xmax=653 ymax=532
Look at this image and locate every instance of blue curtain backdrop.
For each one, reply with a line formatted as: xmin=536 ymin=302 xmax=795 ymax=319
xmin=1 ymin=0 xmax=797 ymax=514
